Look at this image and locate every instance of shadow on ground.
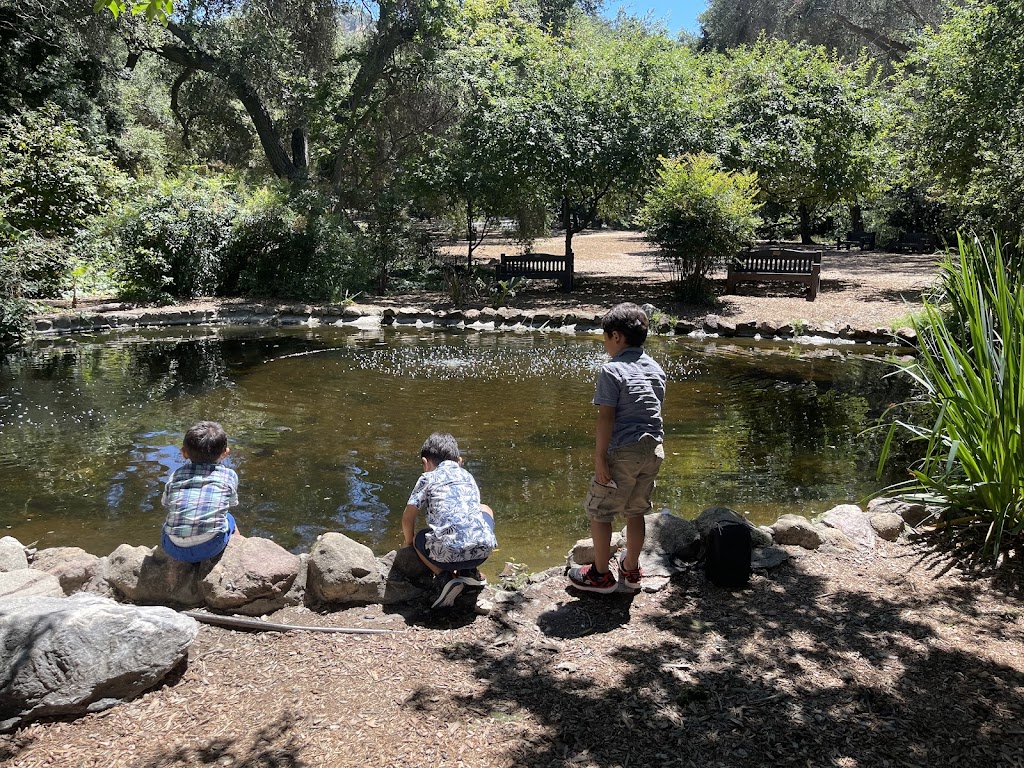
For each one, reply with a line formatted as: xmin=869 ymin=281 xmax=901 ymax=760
xmin=411 ymin=558 xmax=1024 ymax=767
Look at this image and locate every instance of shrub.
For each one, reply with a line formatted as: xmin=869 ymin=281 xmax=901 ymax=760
xmin=638 ymin=154 xmax=761 ymax=301
xmin=878 ymin=233 xmax=1024 ymax=562
xmin=230 ymin=203 xmax=370 ymax=301
xmin=111 ymin=176 xmax=237 ymax=302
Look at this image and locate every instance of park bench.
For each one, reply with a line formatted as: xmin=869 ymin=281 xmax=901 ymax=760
xmin=837 ymin=231 xmax=876 ymax=251
xmin=893 ymin=232 xmax=936 ymax=254
xmin=497 ymin=252 xmax=573 ymax=291
xmin=725 ymin=248 xmax=822 ymax=301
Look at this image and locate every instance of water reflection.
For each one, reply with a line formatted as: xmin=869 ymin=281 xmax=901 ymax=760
xmin=0 ymin=327 xmax=910 ymax=570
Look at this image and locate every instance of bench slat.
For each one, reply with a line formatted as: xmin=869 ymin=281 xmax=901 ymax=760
xmin=726 ymin=248 xmax=822 ymax=301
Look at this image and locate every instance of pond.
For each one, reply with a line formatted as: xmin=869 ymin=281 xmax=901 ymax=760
xmin=0 ymin=326 xmax=908 ymax=574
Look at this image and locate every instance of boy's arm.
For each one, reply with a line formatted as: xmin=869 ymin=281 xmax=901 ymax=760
xmin=594 ymin=404 xmax=616 ymax=485
xmin=401 ymin=504 xmax=419 ymax=547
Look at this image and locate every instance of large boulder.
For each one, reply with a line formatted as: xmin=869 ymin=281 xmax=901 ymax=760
xmin=106 ymin=544 xmax=209 ymax=608
xmin=30 ymin=547 xmax=107 ymax=596
xmin=376 ymin=550 xmax=427 ymax=605
xmin=0 ymin=570 xmax=64 ymax=599
xmin=771 ymin=515 xmax=824 ymax=549
xmin=870 ymin=512 xmax=905 ymax=542
xmin=0 ymin=594 xmax=197 ymax=731
xmin=867 ymin=497 xmax=932 ymax=527
xmin=307 ymin=532 xmax=383 ymax=604
xmin=636 ymin=512 xmax=702 ymax=567
xmin=694 ymin=507 xmax=773 ymax=548
xmin=0 ymin=537 xmax=28 ymax=572
xmin=567 ymin=532 xmax=626 ymax=568
xmin=200 ymin=537 xmax=301 ymax=613
xmin=820 ymin=504 xmax=876 ymax=551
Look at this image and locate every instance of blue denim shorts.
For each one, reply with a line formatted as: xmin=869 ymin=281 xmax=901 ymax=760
xmin=161 ymin=512 xmax=238 ymax=563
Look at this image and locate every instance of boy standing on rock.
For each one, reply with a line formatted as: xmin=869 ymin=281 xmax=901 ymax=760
xmin=568 ymin=303 xmax=666 ymax=593
xmin=402 ymin=432 xmax=497 ymax=609
xmin=161 ymin=421 xmax=241 ymax=563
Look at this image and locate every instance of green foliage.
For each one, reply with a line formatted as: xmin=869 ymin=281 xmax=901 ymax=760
xmin=94 ymin=0 xmax=173 ymax=24
xmin=489 ymin=276 xmax=526 ymax=309
xmin=0 ymin=253 xmax=30 ymax=349
xmin=110 ymin=176 xmax=237 ymax=302
xmin=905 ymin=0 xmax=1024 ymax=235
xmin=228 ymin=192 xmax=371 ymax=301
xmin=0 ymin=108 xmax=125 ymax=238
xmin=879 ymin=233 xmax=1024 ymax=561
xmin=638 ymin=154 xmax=761 ymax=299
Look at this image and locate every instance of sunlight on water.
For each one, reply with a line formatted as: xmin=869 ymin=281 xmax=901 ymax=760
xmin=0 ymin=326 xmax=908 ymax=572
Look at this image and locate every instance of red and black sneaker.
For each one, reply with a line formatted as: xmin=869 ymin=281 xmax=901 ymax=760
xmin=566 ymin=564 xmax=618 ymax=594
xmin=617 ymin=552 xmax=642 ymax=591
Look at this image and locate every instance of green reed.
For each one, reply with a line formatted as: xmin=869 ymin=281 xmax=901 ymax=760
xmin=879 ymin=233 xmax=1024 ymax=561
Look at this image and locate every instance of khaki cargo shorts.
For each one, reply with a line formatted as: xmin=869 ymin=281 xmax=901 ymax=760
xmin=584 ymin=437 xmax=665 ymax=524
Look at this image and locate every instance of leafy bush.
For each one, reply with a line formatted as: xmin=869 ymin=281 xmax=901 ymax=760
xmin=230 ymin=201 xmax=370 ymax=301
xmin=111 ymin=176 xmax=237 ymax=302
xmin=0 ymin=253 xmax=30 ymax=349
xmin=878 ymin=233 xmax=1024 ymax=562
xmin=0 ymin=107 xmax=124 ymax=238
xmin=638 ymin=154 xmax=761 ymax=301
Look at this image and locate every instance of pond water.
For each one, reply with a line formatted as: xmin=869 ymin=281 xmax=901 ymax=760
xmin=0 ymin=326 xmax=907 ymax=574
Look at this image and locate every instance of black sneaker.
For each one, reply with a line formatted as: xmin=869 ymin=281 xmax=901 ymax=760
xmin=566 ymin=564 xmax=618 ymax=594
xmin=431 ymin=573 xmax=466 ymax=609
xmin=456 ymin=568 xmax=487 ymax=588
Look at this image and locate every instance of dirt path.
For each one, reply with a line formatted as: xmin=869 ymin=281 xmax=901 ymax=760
xmin=3 ymin=543 xmax=1022 ymax=767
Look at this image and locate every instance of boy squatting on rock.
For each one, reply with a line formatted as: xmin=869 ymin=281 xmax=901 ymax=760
xmin=568 ymin=302 xmax=666 ymax=593
xmin=402 ymin=432 xmax=498 ymax=608
xmin=161 ymin=420 xmax=241 ymax=563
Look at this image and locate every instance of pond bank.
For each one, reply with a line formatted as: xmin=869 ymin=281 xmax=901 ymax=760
xmin=28 ymin=299 xmax=917 ymax=347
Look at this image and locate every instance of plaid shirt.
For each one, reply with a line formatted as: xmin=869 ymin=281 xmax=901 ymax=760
xmin=161 ymin=463 xmax=239 ymax=540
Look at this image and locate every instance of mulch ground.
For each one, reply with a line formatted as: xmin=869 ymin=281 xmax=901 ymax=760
xmin=3 ymin=539 xmax=1023 ymax=767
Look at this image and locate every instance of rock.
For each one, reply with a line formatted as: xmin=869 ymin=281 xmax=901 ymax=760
xmin=0 ymin=594 xmax=197 ymax=731
xmin=307 ymin=532 xmax=382 ymax=604
xmin=867 ymin=497 xmax=931 ymax=527
xmin=376 ymin=550 xmax=426 ymax=605
xmin=819 ymin=526 xmax=858 ymax=550
xmin=106 ymin=544 xmax=209 ymax=608
xmin=771 ymin=514 xmax=824 ymax=549
xmin=751 ymin=546 xmax=790 ymax=570
xmin=388 ymin=545 xmax=433 ymax=581
xmin=30 ymin=547 xmax=105 ymax=595
xmin=870 ymin=512 xmax=905 ymax=542
xmin=693 ymin=507 xmax=772 ymax=547
xmin=567 ymin=533 xmax=626 ymax=567
xmin=200 ymin=537 xmax=301 ymax=612
xmin=0 ymin=570 xmax=64 ymax=598
xmin=0 ymin=537 xmax=28 ymax=572
xmin=820 ymin=504 xmax=877 ymax=551
xmin=617 ymin=512 xmax=701 ymax=579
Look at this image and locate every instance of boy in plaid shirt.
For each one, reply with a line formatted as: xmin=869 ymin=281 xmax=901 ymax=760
xmin=161 ymin=421 xmax=240 ymax=563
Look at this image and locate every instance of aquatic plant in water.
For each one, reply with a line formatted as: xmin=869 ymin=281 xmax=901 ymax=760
xmin=878 ymin=233 xmax=1024 ymax=562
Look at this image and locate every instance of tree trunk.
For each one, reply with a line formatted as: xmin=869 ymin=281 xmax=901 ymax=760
xmin=799 ymin=202 xmax=813 ymax=244
xmin=850 ymin=204 xmax=864 ymax=233
xmin=466 ymin=199 xmax=474 ymax=270
xmin=291 ymin=127 xmax=308 ymax=178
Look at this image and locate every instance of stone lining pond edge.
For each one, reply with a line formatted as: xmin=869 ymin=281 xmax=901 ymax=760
xmin=28 ymin=303 xmax=918 ymax=347
xmin=0 ymin=500 xmax=929 ymax=617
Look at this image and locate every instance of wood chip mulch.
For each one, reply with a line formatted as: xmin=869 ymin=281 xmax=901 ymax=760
xmin=3 ymin=539 xmax=1023 ymax=767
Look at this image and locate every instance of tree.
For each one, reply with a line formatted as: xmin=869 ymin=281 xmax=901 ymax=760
xmin=715 ymin=39 xmax=885 ymax=243
xmin=698 ymin=0 xmax=949 ymax=63
xmin=905 ymin=0 xmax=1024 ymax=234
xmin=638 ymin=153 xmax=761 ymax=299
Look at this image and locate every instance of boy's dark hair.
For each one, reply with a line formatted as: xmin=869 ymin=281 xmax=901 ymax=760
xmin=602 ymin=302 xmax=649 ymax=347
xmin=183 ymin=421 xmax=228 ymax=463
xmin=420 ymin=432 xmax=460 ymax=464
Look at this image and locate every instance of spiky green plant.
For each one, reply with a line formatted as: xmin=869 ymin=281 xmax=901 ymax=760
xmin=878 ymin=233 xmax=1024 ymax=561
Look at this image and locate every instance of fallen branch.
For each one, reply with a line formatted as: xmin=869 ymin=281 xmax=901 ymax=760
xmin=182 ymin=610 xmax=396 ymax=635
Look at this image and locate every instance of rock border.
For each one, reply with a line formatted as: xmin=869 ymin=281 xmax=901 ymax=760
xmin=29 ymin=302 xmax=917 ymax=347
xmin=1 ymin=499 xmax=932 ymax=617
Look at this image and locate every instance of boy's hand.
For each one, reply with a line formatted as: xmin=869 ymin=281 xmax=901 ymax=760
xmin=595 ymin=456 xmax=612 ymax=486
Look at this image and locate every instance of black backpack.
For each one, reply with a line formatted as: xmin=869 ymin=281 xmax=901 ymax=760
xmin=704 ymin=521 xmax=752 ymax=588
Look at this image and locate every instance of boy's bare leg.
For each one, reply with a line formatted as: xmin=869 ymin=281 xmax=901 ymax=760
xmin=589 ymin=520 xmax=613 ymax=574
xmin=622 ymin=515 xmax=645 ymax=571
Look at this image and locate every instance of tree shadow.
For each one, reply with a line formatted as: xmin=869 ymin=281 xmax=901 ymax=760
xmin=144 ymin=709 xmax=306 ymax=767
xmin=403 ymin=557 xmax=1024 ymax=766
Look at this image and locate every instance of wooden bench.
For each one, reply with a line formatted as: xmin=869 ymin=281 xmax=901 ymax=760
xmin=893 ymin=232 xmax=936 ymax=254
xmin=496 ymin=253 xmax=573 ymax=291
xmin=725 ymin=248 xmax=822 ymax=301
xmin=837 ymin=231 xmax=876 ymax=251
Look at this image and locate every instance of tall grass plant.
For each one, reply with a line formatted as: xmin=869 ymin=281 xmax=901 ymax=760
xmin=879 ymin=233 xmax=1024 ymax=561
